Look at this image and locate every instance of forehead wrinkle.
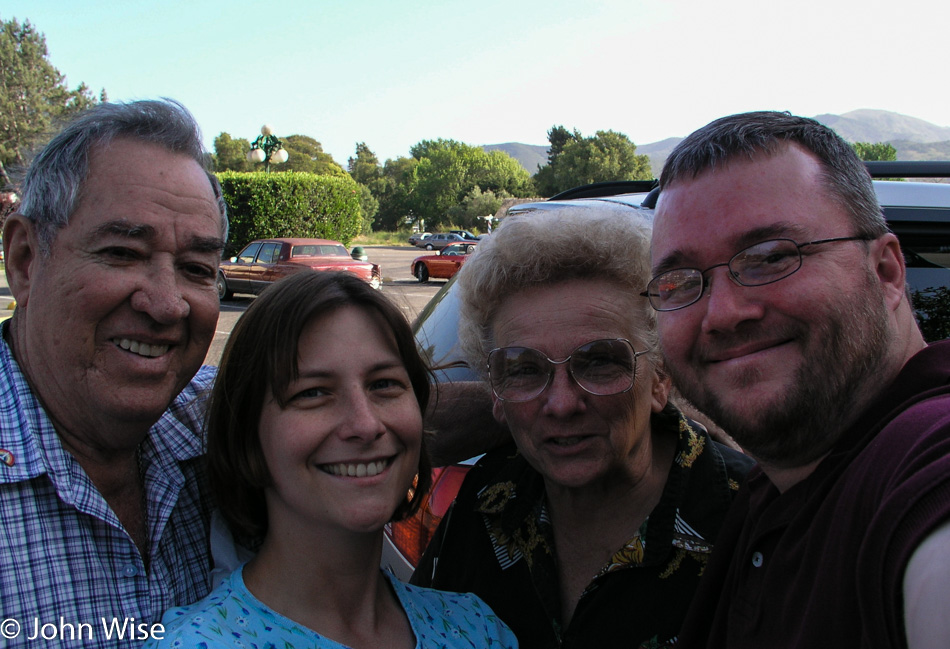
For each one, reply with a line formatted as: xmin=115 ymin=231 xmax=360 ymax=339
xmin=85 ymin=219 xmax=225 ymax=254
xmin=88 ymin=219 xmax=156 ymax=241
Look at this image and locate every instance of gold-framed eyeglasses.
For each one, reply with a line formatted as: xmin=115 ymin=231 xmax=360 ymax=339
xmin=487 ymin=338 xmax=648 ymax=402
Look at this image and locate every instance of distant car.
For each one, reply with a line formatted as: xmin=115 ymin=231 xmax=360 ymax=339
xmin=217 ymin=238 xmax=381 ymax=300
xmin=419 ymin=233 xmax=474 ymax=251
xmin=448 ymin=229 xmax=479 ymax=241
xmin=408 ymin=232 xmax=431 ymax=246
xmin=411 ymin=242 xmax=477 ymax=282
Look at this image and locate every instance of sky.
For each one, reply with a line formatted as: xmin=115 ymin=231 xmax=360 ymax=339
xmin=7 ymin=0 xmax=947 ymax=166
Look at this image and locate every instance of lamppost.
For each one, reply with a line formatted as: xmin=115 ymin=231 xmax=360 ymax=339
xmin=247 ymin=124 xmax=289 ymax=172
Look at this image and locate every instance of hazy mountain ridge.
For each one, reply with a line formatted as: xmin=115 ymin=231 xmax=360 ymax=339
xmin=482 ymin=142 xmax=548 ymax=173
xmin=484 ymin=110 xmax=950 ymax=175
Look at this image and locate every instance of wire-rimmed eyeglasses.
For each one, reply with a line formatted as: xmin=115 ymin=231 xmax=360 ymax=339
xmin=487 ymin=338 xmax=649 ymax=402
xmin=641 ymin=236 xmax=873 ymax=312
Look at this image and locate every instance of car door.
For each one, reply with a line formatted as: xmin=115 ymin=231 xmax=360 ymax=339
xmin=247 ymin=241 xmax=283 ymax=294
xmin=428 ymin=246 xmax=465 ymax=279
xmin=227 ymin=241 xmax=262 ymax=292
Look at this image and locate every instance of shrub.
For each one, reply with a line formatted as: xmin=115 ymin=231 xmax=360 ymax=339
xmin=216 ymin=171 xmax=363 ymax=256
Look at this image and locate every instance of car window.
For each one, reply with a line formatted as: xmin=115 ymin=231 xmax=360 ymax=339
xmin=258 ymin=243 xmax=281 ymax=264
xmin=902 ymin=240 xmax=950 ymax=342
xmin=237 ymin=242 xmax=262 ymax=263
xmin=292 ymin=245 xmax=317 ymax=256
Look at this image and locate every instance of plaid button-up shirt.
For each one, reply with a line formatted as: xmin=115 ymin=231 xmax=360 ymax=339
xmin=0 ymin=323 xmax=215 ymax=648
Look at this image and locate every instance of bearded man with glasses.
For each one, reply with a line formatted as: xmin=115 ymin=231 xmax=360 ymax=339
xmin=411 ymin=206 xmax=753 ymax=649
xmin=652 ymin=112 xmax=950 ymax=649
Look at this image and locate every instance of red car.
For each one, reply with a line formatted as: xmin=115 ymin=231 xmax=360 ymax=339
xmin=411 ymin=242 xmax=477 ymax=283
xmin=217 ymin=238 xmax=381 ymax=300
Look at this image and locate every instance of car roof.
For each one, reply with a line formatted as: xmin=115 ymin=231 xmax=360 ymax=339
xmin=256 ymin=237 xmax=342 ymax=245
xmin=506 ymin=192 xmax=655 ymax=220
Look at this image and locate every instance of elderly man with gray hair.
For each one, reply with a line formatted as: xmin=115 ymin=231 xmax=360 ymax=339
xmin=0 ymin=99 xmax=227 ymax=647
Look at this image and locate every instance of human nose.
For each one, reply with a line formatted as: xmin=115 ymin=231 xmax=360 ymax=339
xmin=539 ymin=363 xmax=586 ymax=417
xmin=699 ymin=265 xmax=764 ymax=334
xmin=130 ymin=263 xmax=190 ymax=324
xmin=340 ymin=390 xmax=386 ymax=442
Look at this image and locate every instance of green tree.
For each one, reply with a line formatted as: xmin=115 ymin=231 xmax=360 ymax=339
xmin=406 ymin=138 xmax=533 ymax=229
xmin=374 ymin=156 xmax=419 ymax=231
xmin=348 ymin=142 xmax=381 ymax=186
xmin=545 ymin=124 xmax=580 ymax=163
xmin=534 ymin=127 xmax=651 ymax=197
xmin=446 ymin=186 xmax=505 ymax=230
xmin=212 ymin=132 xmax=251 ymax=171
xmin=0 ymin=16 xmax=99 ymax=185
xmin=852 ymin=142 xmax=897 ymax=161
xmin=356 ymin=183 xmax=379 ymax=234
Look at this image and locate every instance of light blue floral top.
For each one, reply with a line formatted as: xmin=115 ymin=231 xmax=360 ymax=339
xmin=145 ymin=564 xmax=518 ymax=648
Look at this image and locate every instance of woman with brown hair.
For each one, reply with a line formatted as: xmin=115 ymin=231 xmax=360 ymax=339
xmin=149 ymin=271 xmax=516 ymax=649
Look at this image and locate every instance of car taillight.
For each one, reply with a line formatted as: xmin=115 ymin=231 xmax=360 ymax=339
xmin=385 ymin=464 xmax=471 ymax=569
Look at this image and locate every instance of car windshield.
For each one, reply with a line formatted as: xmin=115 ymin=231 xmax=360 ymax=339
xmin=291 ymin=244 xmax=349 ymax=257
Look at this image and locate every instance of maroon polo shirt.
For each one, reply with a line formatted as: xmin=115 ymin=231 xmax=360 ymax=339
xmin=678 ymin=341 xmax=950 ymax=649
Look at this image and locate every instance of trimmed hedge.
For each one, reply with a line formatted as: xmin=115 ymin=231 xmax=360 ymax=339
xmin=216 ymin=171 xmax=363 ymax=256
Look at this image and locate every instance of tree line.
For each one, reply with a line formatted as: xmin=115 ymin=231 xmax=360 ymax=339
xmin=212 ymin=127 xmax=654 ymax=233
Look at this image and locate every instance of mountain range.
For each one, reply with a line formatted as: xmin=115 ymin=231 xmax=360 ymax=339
xmin=483 ymin=109 xmax=950 ymax=176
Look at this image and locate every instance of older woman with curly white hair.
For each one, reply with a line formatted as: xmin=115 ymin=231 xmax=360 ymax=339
xmin=412 ymin=206 xmax=753 ymax=649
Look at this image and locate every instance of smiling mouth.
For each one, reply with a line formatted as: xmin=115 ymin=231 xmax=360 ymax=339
xmin=707 ymin=338 xmax=793 ymax=364
xmin=319 ymin=458 xmax=393 ymax=477
xmin=547 ymin=436 xmax=589 ymax=446
xmin=113 ymin=338 xmax=170 ymax=358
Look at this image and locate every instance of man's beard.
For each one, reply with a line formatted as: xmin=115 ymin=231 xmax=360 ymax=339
xmin=666 ymin=270 xmax=893 ymax=468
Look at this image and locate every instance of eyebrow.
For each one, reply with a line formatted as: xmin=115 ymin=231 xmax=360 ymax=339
xmin=296 ymin=359 xmax=406 ymax=378
xmin=652 ymin=221 xmax=809 ymax=275
xmin=89 ymin=220 xmax=225 ymax=254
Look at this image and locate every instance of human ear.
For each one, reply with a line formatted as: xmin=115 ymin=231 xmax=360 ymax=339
xmin=872 ymin=233 xmax=907 ymax=312
xmin=650 ymin=370 xmax=672 ymax=414
xmin=3 ymin=214 xmax=39 ymax=309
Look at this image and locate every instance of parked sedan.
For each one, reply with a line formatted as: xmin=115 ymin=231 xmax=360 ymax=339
xmin=411 ymin=242 xmax=477 ymax=283
xmin=408 ymin=232 xmax=431 ymax=246
xmin=217 ymin=237 xmax=381 ymax=300
xmin=416 ymin=232 xmax=475 ymax=251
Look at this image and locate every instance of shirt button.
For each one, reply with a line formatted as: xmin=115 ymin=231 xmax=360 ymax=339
xmin=121 ymin=564 xmax=139 ymax=577
xmin=751 ymin=551 xmax=764 ymax=568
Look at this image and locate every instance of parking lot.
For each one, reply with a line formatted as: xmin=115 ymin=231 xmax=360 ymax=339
xmin=209 ymin=245 xmax=443 ymax=365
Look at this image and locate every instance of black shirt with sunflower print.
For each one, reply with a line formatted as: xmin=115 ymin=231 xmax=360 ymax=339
xmin=411 ymin=405 xmax=754 ymax=649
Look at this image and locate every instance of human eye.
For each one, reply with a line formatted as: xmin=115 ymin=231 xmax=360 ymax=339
xmin=97 ymin=245 xmax=143 ymax=263
xmin=506 ymin=357 xmax=545 ymax=378
xmin=736 ymin=240 xmax=799 ymax=280
xmin=369 ymin=376 xmax=411 ymax=395
xmin=651 ymin=269 xmax=700 ymax=307
xmin=287 ymin=384 xmax=330 ymax=403
xmin=180 ymin=260 xmax=217 ymax=282
xmin=574 ymin=344 xmax=631 ymax=378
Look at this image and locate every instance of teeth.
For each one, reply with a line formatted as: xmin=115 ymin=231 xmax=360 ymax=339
xmin=550 ymin=437 xmax=584 ymax=446
xmin=320 ymin=459 xmax=390 ymax=477
xmin=114 ymin=338 xmax=169 ymax=358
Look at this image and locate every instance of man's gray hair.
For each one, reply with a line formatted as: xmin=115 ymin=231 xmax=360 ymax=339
xmin=17 ymin=98 xmax=228 ymax=253
xmin=660 ymin=111 xmax=888 ymax=239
